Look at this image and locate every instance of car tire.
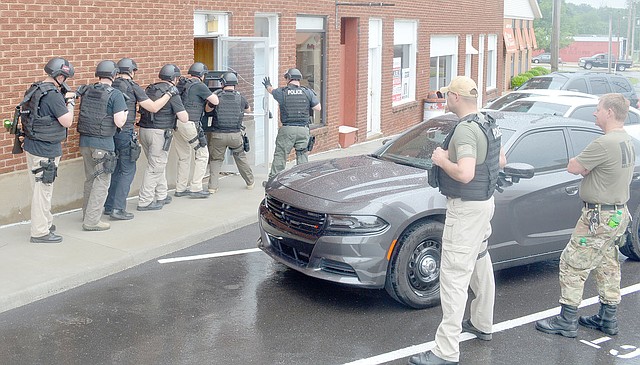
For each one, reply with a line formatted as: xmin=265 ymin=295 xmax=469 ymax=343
xmin=617 ymin=64 xmax=627 ymax=72
xmin=533 ymin=59 xmax=539 ymax=64
xmin=584 ymin=63 xmax=593 ymax=70
xmin=385 ymin=220 xmax=443 ymax=309
xmin=620 ymin=205 xmax=640 ymax=261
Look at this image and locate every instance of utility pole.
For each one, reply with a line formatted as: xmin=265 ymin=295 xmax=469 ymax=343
xmin=628 ymin=0 xmax=633 ymax=60
xmin=551 ymin=0 xmax=561 ymax=72
xmin=608 ymin=14 xmax=613 ymax=73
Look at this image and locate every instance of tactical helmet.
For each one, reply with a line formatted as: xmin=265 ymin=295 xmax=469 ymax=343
xmin=95 ymin=60 xmax=119 ymax=80
xmin=188 ymin=62 xmax=208 ymax=78
xmin=284 ymin=68 xmax=302 ymax=81
xmin=221 ymin=72 xmax=238 ymax=86
xmin=159 ymin=64 xmax=181 ymax=81
xmin=44 ymin=57 xmax=75 ymax=79
xmin=117 ymin=58 xmax=138 ymax=76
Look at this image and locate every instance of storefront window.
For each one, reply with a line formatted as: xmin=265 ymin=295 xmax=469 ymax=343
xmin=296 ymin=17 xmax=325 ymax=126
xmin=392 ymin=20 xmax=417 ymax=106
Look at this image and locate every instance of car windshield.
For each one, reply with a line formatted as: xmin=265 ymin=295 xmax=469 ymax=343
xmin=501 ymin=100 xmax=571 ymax=116
xmin=487 ymin=93 xmax=534 ymax=110
xmin=518 ymin=77 xmax=567 ymax=90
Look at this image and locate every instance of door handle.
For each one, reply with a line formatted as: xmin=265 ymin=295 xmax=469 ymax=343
xmin=565 ymin=186 xmax=579 ymax=195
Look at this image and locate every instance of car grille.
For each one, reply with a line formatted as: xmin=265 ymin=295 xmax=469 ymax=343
xmin=265 ymin=195 xmax=326 ymax=236
xmin=320 ymin=259 xmax=358 ymax=277
xmin=268 ymin=234 xmax=314 ymax=266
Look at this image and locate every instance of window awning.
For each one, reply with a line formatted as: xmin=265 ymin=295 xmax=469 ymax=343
xmin=530 ymin=27 xmax=538 ymax=49
xmin=523 ymin=27 xmax=533 ymax=49
xmin=514 ymin=27 xmax=525 ymax=51
xmin=503 ymin=27 xmax=517 ymax=53
xmin=466 ymin=41 xmax=478 ymax=55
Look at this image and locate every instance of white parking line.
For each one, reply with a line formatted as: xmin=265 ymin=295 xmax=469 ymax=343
xmin=157 ymin=248 xmax=262 ymax=264
xmin=341 ymin=282 xmax=640 ymax=365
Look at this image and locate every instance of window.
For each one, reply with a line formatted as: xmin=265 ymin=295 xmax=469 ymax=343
xmin=569 ymin=129 xmax=602 ymax=156
xmin=393 ymin=20 xmax=417 ymax=106
xmin=565 ymin=78 xmax=588 ymax=93
xmin=507 ymin=129 xmax=568 ymax=172
xmin=568 ymin=106 xmax=596 ymax=122
xmin=611 ymin=77 xmax=633 ymax=93
xmin=296 ymin=16 xmax=326 ymax=125
xmin=486 ymin=34 xmax=497 ymax=89
xmin=502 ymin=101 xmax=570 ymax=115
xmin=430 ymin=35 xmax=458 ymax=92
xmin=590 ymin=78 xmax=611 ymax=94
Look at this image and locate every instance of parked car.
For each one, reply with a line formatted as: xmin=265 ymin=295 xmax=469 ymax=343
xmin=517 ymin=72 xmax=640 ymax=108
xmin=531 ymin=52 xmax=562 ymax=64
xmin=578 ymin=53 xmax=632 ymax=72
xmin=484 ymin=89 xmax=597 ymax=110
xmin=499 ymin=95 xmax=640 ymax=140
xmin=258 ymin=112 xmax=640 ymax=309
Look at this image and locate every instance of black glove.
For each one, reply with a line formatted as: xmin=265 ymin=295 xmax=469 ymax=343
xmin=262 ymin=77 xmax=271 ymax=89
xmin=165 ymin=86 xmax=179 ymax=97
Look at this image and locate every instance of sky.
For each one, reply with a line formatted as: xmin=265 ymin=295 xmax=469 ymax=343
xmin=565 ymin=0 xmax=626 ymax=9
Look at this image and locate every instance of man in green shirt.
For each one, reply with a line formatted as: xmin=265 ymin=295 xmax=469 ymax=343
xmin=536 ymin=93 xmax=635 ymax=338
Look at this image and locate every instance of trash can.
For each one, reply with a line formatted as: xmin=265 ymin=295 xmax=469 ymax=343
xmin=423 ymin=91 xmax=446 ymax=122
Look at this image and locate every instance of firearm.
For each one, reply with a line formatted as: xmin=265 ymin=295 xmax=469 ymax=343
xmin=5 ymin=106 xmax=24 ymax=154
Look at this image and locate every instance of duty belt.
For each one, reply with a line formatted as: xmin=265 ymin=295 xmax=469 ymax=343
xmin=584 ymin=202 xmax=626 ymax=211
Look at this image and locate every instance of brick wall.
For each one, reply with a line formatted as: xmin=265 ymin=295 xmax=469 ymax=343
xmin=0 ymin=0 xmax=504 ymax=175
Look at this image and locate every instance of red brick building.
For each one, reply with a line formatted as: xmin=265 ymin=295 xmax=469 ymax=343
xmin=0 ymin=0 xmax=504 ymax=224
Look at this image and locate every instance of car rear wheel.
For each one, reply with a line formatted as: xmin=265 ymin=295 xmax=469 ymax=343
xmin=620 ymin=205 xmax=640 ymax=261
xmin=617 ymin=64 xmax=627 ymax=72
xmin=385 ymin=220 xmax=443 ymax=309
xmin=584 ymin=63 xmax=593 ymax=70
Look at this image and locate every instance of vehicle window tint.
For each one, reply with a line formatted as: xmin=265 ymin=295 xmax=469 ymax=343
xmin=565 ymin=78 xmax=588 ymax=93
xmin=627 ymin=111 xmax=640 ymax=125
xmin=502 ymin=101 xmax=570 ymax=116
xmin=590 ymin=78 xmax=611 ymax=94
xmin=518 ymin=77 xmax=566 ymax=90
xmin=507 ymin=129 xmax=568 ymax=172
xmin=568 ymin=128 xmax=602 ymax=156
xmin=568 ymin=106 xmax=596 ymax=122
xmin=488 ymin=93 xmax=532 ymax=110
xmin=610 ymin=77 xmax=632 ymax=93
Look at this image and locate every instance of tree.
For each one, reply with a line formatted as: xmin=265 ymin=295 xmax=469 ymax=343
xmin=535 ymin=0 xmax=577 ymax=51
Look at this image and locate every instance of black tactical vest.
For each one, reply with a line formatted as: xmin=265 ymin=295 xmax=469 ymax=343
xmin=112 ymin=77 xmax=137 ymax=130
xmin=77 ymin=83 xmax=117 ymax=138
xmin=180 ymin=78 xmax=206 ymax=122
xmin=212 ymin=90 xmax=243 ymax=132
xmin=282 ymin=85 xmax=310 ymax=126
xmin=21 ymin=82 xmax=67 ymax=143
xmin=436 ymin=113 xmax=501 ymax=201
xmin=139 ymin=82 xmax=176 ymax=130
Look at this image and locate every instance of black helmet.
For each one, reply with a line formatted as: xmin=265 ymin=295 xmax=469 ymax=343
xmin=117 ymin=58 xmax=138 ymax=76
xmin=284 ymin=68 xmax=302 ymax=81
xmin=44 ymin=57 xmax=74 ymax=79
xmin=188 ymin=62 xmax=208 ymax=78
xmin=221 ymin=72 xmax=238 ymax=86
xmin=159 ymin=64 xmax=181 ymax=81
xmin=95 ymin=60 xmax=118 ymax=80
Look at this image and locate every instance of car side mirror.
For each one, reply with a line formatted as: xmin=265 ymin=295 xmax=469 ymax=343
xmin=495 ymin=162 xmax=535 ymax=193
xmin=382 ymin=138 xmax=392 ymax=145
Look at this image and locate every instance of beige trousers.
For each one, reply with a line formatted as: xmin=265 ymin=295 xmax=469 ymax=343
xmin=26 ymin=152 xmax=61 ymax=237
xmin=174 ymin=121 xmax=208 ymax=193
xmin=138 ymin=128 xmax=169 ymax=207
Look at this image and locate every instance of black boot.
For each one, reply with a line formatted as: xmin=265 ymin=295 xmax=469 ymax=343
xmin=579 ymin=303 xmax=618 ymax=335
xmin=535 ymin=304 xmax=578 ymax=338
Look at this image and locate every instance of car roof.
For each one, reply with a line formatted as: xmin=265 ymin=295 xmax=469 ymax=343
xmin=510 ymin=95 xmax=599 ymax=107
xmin=530 ymin=71 xmax=626 ymax=80
xmin=429 ymin=111 xmax=596 ymax=131
xmin=497 ymin=89 xmax=597 ymax=98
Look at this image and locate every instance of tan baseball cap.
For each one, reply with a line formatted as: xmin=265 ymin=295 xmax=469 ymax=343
xmin=439 ymin=76 xmax=478 ymax=97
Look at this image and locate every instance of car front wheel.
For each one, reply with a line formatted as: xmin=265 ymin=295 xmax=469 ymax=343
xmin=617 ymin=64 xmax=627 ymax=72
xmin=385 ymin=220 xmax=443 ymax=309
xmin=620 ymin=205 xmax=640 ymax=261
xmin=584 ymin=63 xmax=593 ymax=70
xmin=533 ymin=59 xmax=539 ymax=63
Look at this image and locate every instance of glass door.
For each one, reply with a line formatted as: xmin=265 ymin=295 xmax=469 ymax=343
xmin=217 ymin=37 xmax=271 ymax=175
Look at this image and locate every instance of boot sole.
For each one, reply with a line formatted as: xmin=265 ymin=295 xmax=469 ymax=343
xmin=578 ymin=320 xmax=618 ymax=335
xmin=535 ymin=323 xmax=577 ymax=338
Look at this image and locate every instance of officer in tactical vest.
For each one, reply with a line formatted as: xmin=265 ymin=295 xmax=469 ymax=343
xmin=103 ymin=58 xmax=173 ymax=221
xmin=262 ymin=68 xmax=321 ymax=183
xmin=20 ymin=57 xmax=76 ymax=243
xmin=76 ymin=60 xmax=127 ymax=232
xmin=137 ymin=64 xmax=189 ymax=211
xmin=206 ymin=72 xmax=254 ymax=193
xmin=173 ymin=62 xmax=219 ymax=198
xmin=408 ymin=76 xmax=506 ymax=365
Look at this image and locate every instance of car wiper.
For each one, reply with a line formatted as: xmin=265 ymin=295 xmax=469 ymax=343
xmin=383 ymin=154 xmax=430 ymax=169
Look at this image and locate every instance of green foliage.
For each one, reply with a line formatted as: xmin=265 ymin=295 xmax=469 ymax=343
xmin=533 ymin=66 xmax=550 ymax=75
xmin=528 ymin=69 xmax=542 ymax=76
xmin=511 ymin=75 xmax=530 ymax=89
xmin=522 ymin=72 xmax=536 ymax=79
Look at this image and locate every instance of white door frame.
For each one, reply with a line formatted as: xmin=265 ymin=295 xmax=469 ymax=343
xmin=367 ymin=18 xmax=382 ymax=136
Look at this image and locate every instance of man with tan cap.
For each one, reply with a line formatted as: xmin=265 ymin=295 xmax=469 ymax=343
xmin=409 ymin=76 xmax=506 ymax=365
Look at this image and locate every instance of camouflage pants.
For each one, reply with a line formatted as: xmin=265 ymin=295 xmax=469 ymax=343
xmin=559 ymin=206 xmax=630 ymax=307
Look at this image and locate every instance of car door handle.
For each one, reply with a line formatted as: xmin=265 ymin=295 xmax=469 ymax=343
xmin=565 ymin=186 xmax=579 ymax=195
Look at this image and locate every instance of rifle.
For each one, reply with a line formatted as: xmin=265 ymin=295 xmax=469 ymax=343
xmin=6 ymin=106 xmax=25 ymax=154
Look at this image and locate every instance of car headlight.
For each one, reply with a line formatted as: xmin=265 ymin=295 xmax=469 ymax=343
xmin=325 ymin=214 xmax=389 ymax=234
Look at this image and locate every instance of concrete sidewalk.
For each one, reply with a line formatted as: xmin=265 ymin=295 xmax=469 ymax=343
xmin=0 ymin=138 xmax=385 ymax=314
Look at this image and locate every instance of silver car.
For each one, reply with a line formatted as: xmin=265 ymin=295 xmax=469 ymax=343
xmin=258 ymin=113 xmax=640 ymax=308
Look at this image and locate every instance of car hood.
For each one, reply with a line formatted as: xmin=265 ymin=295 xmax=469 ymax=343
xmin=271 ymin=155 xmax=429 ymax=203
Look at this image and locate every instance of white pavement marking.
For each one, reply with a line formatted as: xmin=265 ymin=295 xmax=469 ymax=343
xmin=341 ymin=282 xmax=640 ymax=365
xmin=580 ymin=340 xmax=602 ymax=349
xmin=157 ymin=248 xmax=262 ymax=264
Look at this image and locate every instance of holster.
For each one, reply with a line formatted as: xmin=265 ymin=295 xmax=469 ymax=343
xmin=188 ymin=122 xmax=208 ymax=150
xmin=32 ymin=158 xmax=57 ymax=184
xmin=163 ymin=129 xmax=174 ymax=151
xmin=96 ymin=151 xmax=118 ymax=176
xmin=306 ymin=135 xmax=316 ymax=152
xmin=242 ymin=133 xmax=250 ymax=152
xmin=129 ymin=135 xmax=142 ymax=162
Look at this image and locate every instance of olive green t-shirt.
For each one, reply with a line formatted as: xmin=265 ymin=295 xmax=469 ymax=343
xmin=448 ymin=114 xmax=488 ymax=165
xmin=576 ymin=129 xmax=635 ymax=204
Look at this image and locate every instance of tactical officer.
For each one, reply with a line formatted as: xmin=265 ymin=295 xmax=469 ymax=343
xmin=262 ymin=68 xmax=321 ymax=182
xmin=409 ymin=76 xmax=506 ymax=365
xmin=174 ymin=62 xmax=219 ymax=198
xmin=206 ymin=72 xmax=254 ymax=193
xmin=137 ymin=64 xmax=189 ymax=211
xmin=103 ymin=58 xmax=173 ymax=221
xmin=76 ymin=60 xmax=127 ymax=231
xmin=535 ymin=94 xmax=634 ymax=338
xmin=21 ymin=57 xmax=75 ymax=243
